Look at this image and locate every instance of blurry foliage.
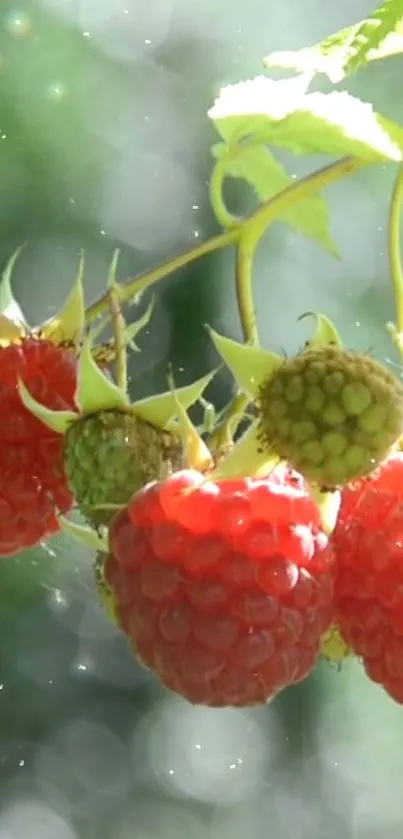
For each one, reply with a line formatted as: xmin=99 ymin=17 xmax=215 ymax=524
xmin=2 ymin=2 xmax=403 ymax=838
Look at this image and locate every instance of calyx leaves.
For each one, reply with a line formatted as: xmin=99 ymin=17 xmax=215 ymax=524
xmin=298 ymin=312 xmax=343 ymax=347
xmin=19 ymin=322 xmax=218 ymax=440
xmin=207 ymin=326 xmax=281 ymax=400
xmin=207 ymin=312 xmax=345 ymax=483
xmin=0 ymin=247 xmax=87 ymax=349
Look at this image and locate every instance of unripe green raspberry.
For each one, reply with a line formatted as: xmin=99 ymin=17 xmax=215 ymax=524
xmin=256 ymin=345 xmax=403 ymax=488
xmin=64 ymin=410 xmax=185 ymax=526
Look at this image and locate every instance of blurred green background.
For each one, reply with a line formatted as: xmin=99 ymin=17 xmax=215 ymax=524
xmin=1 ymin=1 xmax=403 ymax=837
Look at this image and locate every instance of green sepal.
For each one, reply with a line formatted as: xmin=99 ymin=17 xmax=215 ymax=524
xmin=210 ymin=420 xmax=279 ymax=480
xmin=307 ymin=486 xmax=341 ymax=535
xmin=76 ymin=336 xmax=130 ymax=414
xmin=106 ymin=248 xmax=120 ymax=290
xmin=125 ymin=296 xmax=155 ymax=352
xmin=40 ymin=255 xmax=85 ymax=347
xmin=0 ymin=245 xmax=28 ymax=327
xmin=164 ymin=369 xmax=213 ymax=471
xmin=133 ymin=368 xmax=217 ymax=428
xmin=18 ymin=378 xmax=77 ymax=433
xmin=58 ymin=514 xmax=108 ymax=552
xmin=207 ymin=326 xmax=282 ymax=399
xmin=299 ymin=311 xmax=343 ymax=347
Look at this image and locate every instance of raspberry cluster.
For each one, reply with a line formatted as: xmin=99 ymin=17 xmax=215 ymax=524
xmin=104 ymin=468 xmax=335 ymax=707
xmin=5 ymin=273 xmax=403 ymax=709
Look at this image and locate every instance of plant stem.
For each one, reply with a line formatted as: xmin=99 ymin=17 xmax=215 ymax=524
xmin=210 ymin=156 xmax=240 ymax=229
xmin=236 ymin=233 xmax=259 ymax=344
xmin=85 ymin=229 xmax=239 ymax=325
xmin=209 ymin=155 xmax=368 ymax=454
xmin=107 ymin=286 xmax=127 ymax=391
xmin=84 ymin=156 xmax=367 ymax=329
xmin=388 ymin=164 xmax=403 ymax=359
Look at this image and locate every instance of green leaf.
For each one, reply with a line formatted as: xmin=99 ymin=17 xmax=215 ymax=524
xmin=208 ymin=76 xmax=403 ymax=162
xmin=213 ymin=142 xmax=338 ymax=255
xmin=344 ymin=0 xmax=403 ymax=76
xmin=207 ymin=326 xmax=281 ymax=399
xmin=298 ymin=311 xmax=343 ymax=346
xmin=132 ymin=369 xmax=217 ymax=427
xmin=264 ymin=1 xmax=403 ymax=82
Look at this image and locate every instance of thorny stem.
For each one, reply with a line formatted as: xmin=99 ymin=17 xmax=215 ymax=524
xmin=107 ymin=286 xmax=127 ymax=392
xmin=85 ymin=155 xmax=368 ymax=453
xmin=84 ymin=156 xmax=367 ymax=330
xmin=84 ymin=229 xmax=239 ymax=325
xmin=387 ymin=164 xmax=403 ymax=361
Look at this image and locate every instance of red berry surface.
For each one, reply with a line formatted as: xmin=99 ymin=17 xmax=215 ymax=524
xmin=0 ymin=337 xmax=77 ymax=555
xmin=105 ymin=467 xmax=335 ymax=707
xmin=332 ymin=453 xmax=403 ymax=703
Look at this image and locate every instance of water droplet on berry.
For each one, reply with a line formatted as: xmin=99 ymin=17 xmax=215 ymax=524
xmin=260 ymin=557 xmax=299 ymax=596
xmin=217 ymin=492 xmax=252 ymax=540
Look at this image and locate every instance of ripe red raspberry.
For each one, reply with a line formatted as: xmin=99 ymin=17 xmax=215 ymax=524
xmin=104 ymin=467 xmax=335 ymax=707
xmin=0 ymin=337 xmax=77 ymax=555
xmin=332 ymin=452 xmax=403 ymax=702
